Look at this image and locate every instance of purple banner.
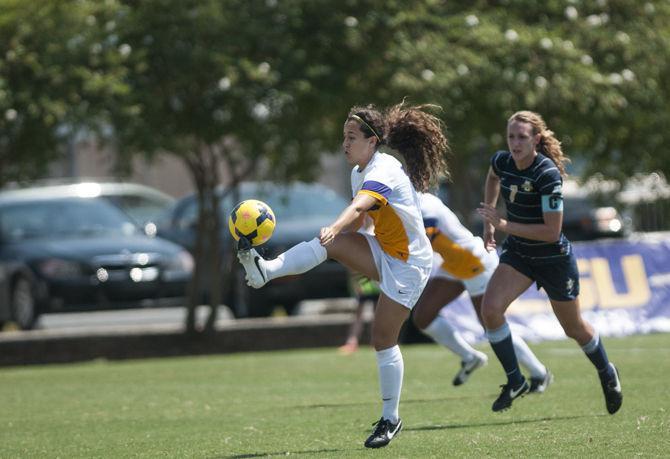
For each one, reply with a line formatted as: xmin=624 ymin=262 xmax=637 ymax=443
xmin=438 ymin=233 xmax=670 ymax=343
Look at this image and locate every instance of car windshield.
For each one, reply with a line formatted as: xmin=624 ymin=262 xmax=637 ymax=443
xmin=103 ymin=193 xmax=174 ymax=224
xmin=171 ymin=183 xmax=349 ymax=231
xmin=246 ymin=185 xmax=347 ymax=218
xmin=0 ymin=198 xmax=139 ymax=242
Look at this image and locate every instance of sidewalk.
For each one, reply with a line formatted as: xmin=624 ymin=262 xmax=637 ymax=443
xmin=0 ymin=313 xmax=369 ymax=367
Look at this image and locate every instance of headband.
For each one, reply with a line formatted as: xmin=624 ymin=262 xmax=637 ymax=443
xmin=350 ymin=114 xmax=381 ymax=143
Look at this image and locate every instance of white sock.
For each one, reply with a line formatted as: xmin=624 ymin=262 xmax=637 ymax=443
xmin=512 ymin=334 xmax=546 ymax=378
xmin=376 ymin=345 xmax=403 ymax=424
xmin=264 ymin=238 xmax=327 ymax=281
xmin=423 ymin=316 xmax=477 ymax=362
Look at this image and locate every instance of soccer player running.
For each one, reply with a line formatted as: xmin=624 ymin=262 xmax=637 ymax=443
xmin=237 ymin=102 xmax=449 ymax=448
xmin=477 ymin=110 xmax=623 ymax=413
xmin=412 ymin=191 xmax=551 ymax=391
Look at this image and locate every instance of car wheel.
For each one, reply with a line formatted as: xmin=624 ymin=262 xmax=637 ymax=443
xmin=283 ymin=301 xmax=299 ymax=316
xmin=247 ymin=297 xmax=274 ymax=318
xmin=230 ymin=269 xmax=251 ymax=318
xmin=230 ymin=270 xmax=276 ymax=318
xmin=11 ymin=276 xmax=38 ymax=330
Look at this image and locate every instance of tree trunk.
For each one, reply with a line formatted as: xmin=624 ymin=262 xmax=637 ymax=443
xmin=182 ymin=142 xmax=260 ymax=333
xmin=204 ymin=186 xmax=223 ymax=332
xmin=184 ymin=154 xmax=209 ymax=334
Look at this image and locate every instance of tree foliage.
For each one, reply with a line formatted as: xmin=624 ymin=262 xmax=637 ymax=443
xmin=0 ymin=0 xmax=129 ymax=185
xmin=382 ymin=1 xmax=670 ymax=216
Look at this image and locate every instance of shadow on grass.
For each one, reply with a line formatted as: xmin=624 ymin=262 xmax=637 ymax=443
xmin=222 ymin=448 xmax=345 ymax=458
xmin=406 ymin=413 xmax=607 ymax=432
xmin=294 ymin=395 xmax=483 ymax=410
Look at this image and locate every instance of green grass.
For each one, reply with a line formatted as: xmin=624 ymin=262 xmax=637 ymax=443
xmin=1 ymin=334 xmax=668 ymax=458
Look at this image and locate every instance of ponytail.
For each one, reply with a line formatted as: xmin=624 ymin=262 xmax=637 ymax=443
xmin=385 ymin=102 xmax=450 ymax=192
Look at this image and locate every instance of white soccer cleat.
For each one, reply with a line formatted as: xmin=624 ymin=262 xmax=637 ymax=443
xmin=452 ymin=351 xmax=488 ymax=386
xmin=237 ymin=247 xmax=268 ymax=289
xmin=529 ymin=369 xmax=554 ymax=394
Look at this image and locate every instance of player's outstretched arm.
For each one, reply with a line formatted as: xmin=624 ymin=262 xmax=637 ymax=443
xmin=320 ymin=193 xmax=377 ymax=246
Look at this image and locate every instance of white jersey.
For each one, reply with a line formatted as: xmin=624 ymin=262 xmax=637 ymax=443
xmin=419 ymin=192 xmax=489 ymax=279
xmin=351 ymin=151 xmax=432 ymax=268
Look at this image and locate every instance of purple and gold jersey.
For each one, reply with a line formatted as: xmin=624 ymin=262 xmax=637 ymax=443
xmin=419 ymin=192 xmax=487 ymax=279
xmin=351 ymin=152 xmax=432 ymax=267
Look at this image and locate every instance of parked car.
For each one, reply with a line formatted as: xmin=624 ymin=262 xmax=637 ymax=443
xmin=0 ymin=189 xmax=193 ymax=330
xmin=561 ymin=180 xmax=631 ymax=241
xmin=157 ymin=181 xmax=352 ymax=317
xmin=3 ymin=180 xmax=176 ymax=237
xmin=466 ymin=180 xmax=631 ymax=241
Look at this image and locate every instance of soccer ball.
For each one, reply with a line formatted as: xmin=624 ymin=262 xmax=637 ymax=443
xmin=228 ymin=199 xmax=276 ymax=246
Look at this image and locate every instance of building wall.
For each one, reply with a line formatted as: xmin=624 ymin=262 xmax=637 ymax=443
xmin=53 ymin=139 xmax=351 ymax=200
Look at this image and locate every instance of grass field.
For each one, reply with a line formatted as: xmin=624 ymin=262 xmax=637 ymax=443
xmin=1 ymin=333 xmax=668 ymax=458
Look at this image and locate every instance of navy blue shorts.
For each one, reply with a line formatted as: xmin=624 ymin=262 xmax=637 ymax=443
xmin=499 ymin=249 xmax=580 ymax=301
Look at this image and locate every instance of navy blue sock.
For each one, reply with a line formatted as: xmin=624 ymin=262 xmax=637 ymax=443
xmin=581 ymin=334 xmax=613 ymax=379
xmin=487 ymin=323 xmax=524 ymax=386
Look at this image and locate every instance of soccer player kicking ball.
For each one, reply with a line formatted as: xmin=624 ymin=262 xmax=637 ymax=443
xmin=477 ymin=110 xmax=622 ymax=414
xmin=237 ymin=102 xmax=449 ymax=448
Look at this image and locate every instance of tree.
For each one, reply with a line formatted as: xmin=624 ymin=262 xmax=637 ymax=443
xmin=111 ymin=0 xmax=413 ymax=332
xmin=381 ymin=1 xmax=670 ymax=222
xmin=0 ymin=0 xmax=130 ymax=185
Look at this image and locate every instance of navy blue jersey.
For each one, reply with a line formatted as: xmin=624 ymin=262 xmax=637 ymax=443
xmin=491 ymin=150 xmax=570 ymax=261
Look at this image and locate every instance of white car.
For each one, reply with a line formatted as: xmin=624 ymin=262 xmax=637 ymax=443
xmin=3 ymin=180 xmax=175 ymax=236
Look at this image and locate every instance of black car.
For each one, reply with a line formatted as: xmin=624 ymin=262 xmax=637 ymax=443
xmin=466 ymin=191 xmax=630 ymax=242
xmin=157 ymin=181 xmax=352 ymax=317
xmin=561 ymin=195 xmax=630 ymax=241
xmin=0 ymin=191 xmax=193 ymax=330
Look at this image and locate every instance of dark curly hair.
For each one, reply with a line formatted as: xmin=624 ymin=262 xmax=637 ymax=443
xmin=347 ymin=105 xmax=386 ymax=146
xmin=347 ymin=103 xmax=450 ymax=192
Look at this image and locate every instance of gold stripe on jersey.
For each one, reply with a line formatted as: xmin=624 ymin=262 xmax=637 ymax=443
xmin=367 ymin=204 xmax=410 ymax=262
xmin=358 ymin=189 xmax=388 ymax=205
xmin=429 ymin=230 xmax=484 ymax=279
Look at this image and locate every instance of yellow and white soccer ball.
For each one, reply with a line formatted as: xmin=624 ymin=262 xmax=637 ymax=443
xmin=228 ymin=199 xmax=276 ymax=246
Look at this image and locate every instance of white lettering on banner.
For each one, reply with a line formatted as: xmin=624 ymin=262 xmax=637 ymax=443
xmin=508 ymin=298 xmax=550 ymax=314
xmin=508 ymin=254 xmax=650 ymax=314
xmin=649 ymin=272 xmax=670 ymax=287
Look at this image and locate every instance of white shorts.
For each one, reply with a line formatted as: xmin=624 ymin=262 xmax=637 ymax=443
xmin=430 ymin=249 xmax=498 ymax=297
xmin=362 ymin=233 xmax=431 ymax=309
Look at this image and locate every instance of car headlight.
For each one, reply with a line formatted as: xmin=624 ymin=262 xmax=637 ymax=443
xmin=38 ymin=258 xmax=83 ymax=279
xmin=592 ymin=207 xmax=622 ymax=233
xmin=165 ymin=250 xmax=194 ymax=274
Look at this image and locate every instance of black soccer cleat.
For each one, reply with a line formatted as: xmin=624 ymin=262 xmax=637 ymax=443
xmin=364 ymin=417 xmax=402 ymax=448
xmin=600 ymin=363 xmax=623 ymax=414
xmin=492 ymin=378 xmax=529 ymax=412
xmin=529 ymin=370 xmax=553 ymax=394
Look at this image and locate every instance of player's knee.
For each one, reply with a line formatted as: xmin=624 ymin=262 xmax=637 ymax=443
xmin=480 ymin=299 xmax=505 ymax=328
xmin=562 ymin=321 xmax=589 ymax=342
xmin=324 ymin=235 xmax=344 ymax=259
xmin=371 ymin=326 xmax=398 ymax=350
